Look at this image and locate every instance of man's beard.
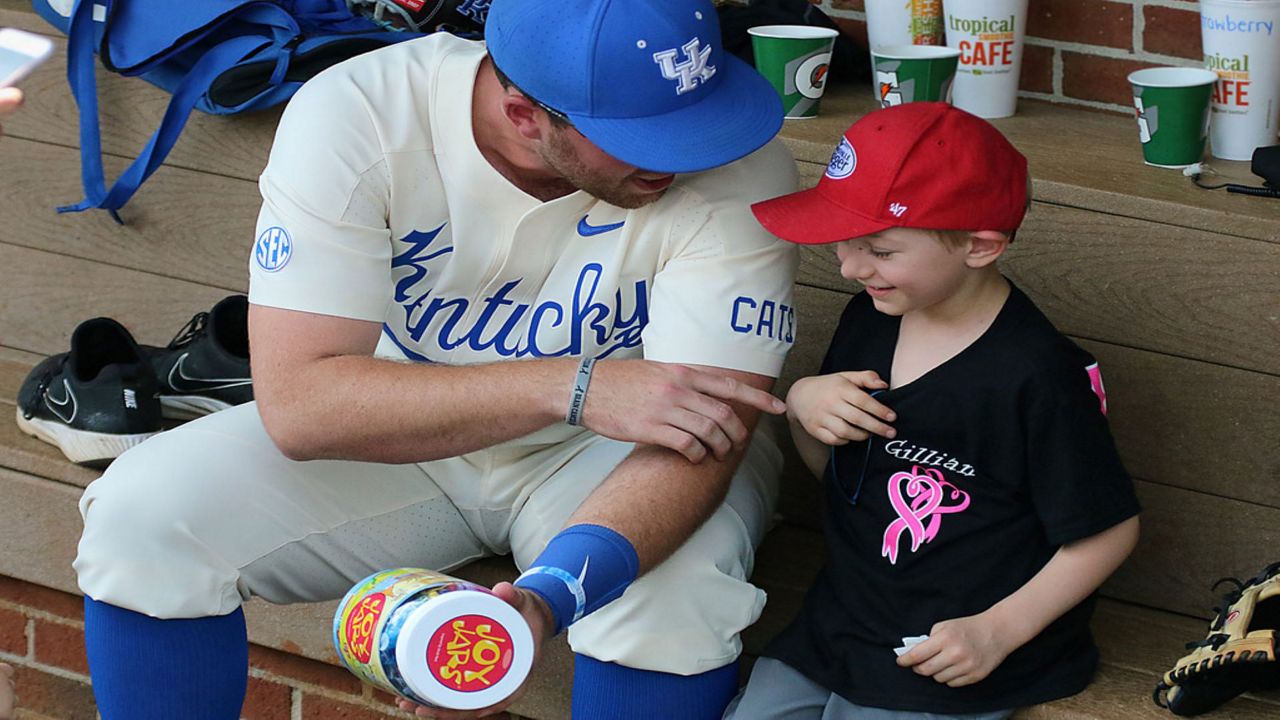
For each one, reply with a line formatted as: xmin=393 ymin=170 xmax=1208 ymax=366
xmin=537 ymin=129 xmax=666 ymax=210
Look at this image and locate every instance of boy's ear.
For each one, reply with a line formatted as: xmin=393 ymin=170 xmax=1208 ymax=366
xmin=964 ymin=230 xmax=1011 ymax=268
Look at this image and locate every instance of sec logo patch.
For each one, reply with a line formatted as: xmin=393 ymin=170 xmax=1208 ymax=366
xmin=255 ymin=226 xmax=293 ymax=272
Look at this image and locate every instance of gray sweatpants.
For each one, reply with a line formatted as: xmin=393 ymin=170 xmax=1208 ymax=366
xmin=723 ymin=657 xmax=1015 ymax=720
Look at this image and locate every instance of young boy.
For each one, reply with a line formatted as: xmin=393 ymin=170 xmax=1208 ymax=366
xmin=726 ymin=103 xmax=1141 ymax=719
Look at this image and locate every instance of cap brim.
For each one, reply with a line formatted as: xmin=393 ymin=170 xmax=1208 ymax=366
xmin=751 ymin=185 xmax=894 ymax=245
xmin=569 ymin=54 xmax=784 ymax=174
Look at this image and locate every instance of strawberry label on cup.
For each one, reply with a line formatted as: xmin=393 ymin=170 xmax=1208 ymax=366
xmin=910 ymin=0 xmax=944 ymax=45
xmin=428 ymin=614 xmax=515 ymax=692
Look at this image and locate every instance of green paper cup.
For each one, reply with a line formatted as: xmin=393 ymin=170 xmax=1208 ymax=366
xmin=1128 ymin=67 xmax=1218 ymax=168
xmin=748 ymin=25 xmax=839 ymax=119
xmin=871 ymin=45 xmax=960 ymax=107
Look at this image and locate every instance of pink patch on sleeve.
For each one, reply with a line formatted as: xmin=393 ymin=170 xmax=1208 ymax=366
xmin=1086 ymin=363 xmax=1107 ymax=416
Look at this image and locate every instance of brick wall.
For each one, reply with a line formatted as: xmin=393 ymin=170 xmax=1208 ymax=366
xmin=0 ymin=577 xmax=528 ymax=720
xmin=822 ymin=0 xmax=1205 ymax=114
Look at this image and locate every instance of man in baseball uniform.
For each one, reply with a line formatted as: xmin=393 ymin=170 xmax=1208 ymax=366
xmin=73 ymin=1 xmax=799 ymax=718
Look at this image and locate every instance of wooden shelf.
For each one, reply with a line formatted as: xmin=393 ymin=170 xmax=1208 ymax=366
xmin=777 ymin=86 xmax=1280 ymax=243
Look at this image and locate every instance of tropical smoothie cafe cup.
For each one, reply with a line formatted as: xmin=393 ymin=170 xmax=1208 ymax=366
xmin=943 ymin=0 xmax=1029 ymax=119
xmin=1128 ymin=67 xmax=1218 ymax=169
xmin=872 ymin=45 xmax=960 ymax=107
xmin=1200 ymin=0 xmax=1280 ymax=160
xmin=748 ymin=25 xmax=838 ymax=119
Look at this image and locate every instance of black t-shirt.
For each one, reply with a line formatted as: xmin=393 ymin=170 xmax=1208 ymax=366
xmin=765 ymin=283 xmax=1141 ymax=714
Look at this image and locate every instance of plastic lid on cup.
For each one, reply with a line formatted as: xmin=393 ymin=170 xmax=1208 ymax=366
xmin=394 ymin=590 xmax=535 ymax=710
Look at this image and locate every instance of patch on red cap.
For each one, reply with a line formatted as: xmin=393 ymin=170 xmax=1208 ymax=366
xmin=825 ymin=137 xmax=856 ymax=180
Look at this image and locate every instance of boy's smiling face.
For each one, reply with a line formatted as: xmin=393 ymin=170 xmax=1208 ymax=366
xmin=834 ymin=228 xmax=978 ymax=317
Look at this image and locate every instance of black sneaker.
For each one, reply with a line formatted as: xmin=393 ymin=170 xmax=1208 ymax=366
xmin=16 ymin=318 xmax=163 ymax=466
xmin=145 ymin=294 xmax=253 ymax=420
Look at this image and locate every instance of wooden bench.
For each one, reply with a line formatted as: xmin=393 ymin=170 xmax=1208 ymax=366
xmin=1 ymin=1 xmax=1278 ymax=716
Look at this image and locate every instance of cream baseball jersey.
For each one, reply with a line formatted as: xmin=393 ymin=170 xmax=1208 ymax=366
xmin=250 ymin=34 xmax=799 ymax=378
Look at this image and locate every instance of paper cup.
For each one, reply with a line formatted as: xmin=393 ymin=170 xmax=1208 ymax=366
xmin=1128 ymin=67 xmax=1218 ymax=168
xmin=749 ymin=25 xmax=839 ymax=119
xmin=866 ymin=0 xmax=945 ymax=48
xmin=866 ymin=0 xmax=914 ymax=53
xmin=872 ymin=45 xmax=960 ymax=107
xmin=865 ymin=1 xmax=945 ymax=83
xmin=1200 ymin=0 xmax=1280 ymax=160
xmin=944 ymin=0 xmax=1029 ymax=118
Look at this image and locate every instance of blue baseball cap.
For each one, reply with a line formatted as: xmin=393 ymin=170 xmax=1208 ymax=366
xmin=485 ymin=0 xmax=784 ymax=174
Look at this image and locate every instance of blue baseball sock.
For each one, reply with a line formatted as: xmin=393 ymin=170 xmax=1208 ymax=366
xmin=571 ymin=654 xmax=740 ymax=720
xmin=84 ymin=597 xmax=249 ymax=720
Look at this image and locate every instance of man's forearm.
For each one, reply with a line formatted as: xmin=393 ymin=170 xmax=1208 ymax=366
xmin=564 ymin=407 xmax=763 ymax=573
xmin=257 ymin=354 xmax=576 ymax=463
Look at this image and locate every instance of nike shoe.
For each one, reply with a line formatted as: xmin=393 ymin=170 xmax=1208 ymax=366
xmin=16 ymin=318 xmax=163 ymax=466
xmin=146 ymin=294 xmax=253 ymax=420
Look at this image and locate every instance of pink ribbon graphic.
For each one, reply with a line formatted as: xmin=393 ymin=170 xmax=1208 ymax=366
xmin=881 ymin=466 xmax=971 ymax=565
xmin=1086 ymin=362 xmax=1108 ymax=416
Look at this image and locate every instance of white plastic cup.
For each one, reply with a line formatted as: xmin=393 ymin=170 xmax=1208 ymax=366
xmin=865 ymin=1 xmax=945 ymax=82
xmin=1200 ymin=0 xmax=1280 ymax=160
xmin=866 ymin=0 xmax=914 ymax=61
xmin=943 ymin=0 xmax=1029 ymax=119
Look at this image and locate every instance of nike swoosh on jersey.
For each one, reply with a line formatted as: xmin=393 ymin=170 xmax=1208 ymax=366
xmin=45 ymin=379 xmax=77 ymax=424
xmin=167 ymin=354 xmax=253 ymax=393
xmin=577 ymin=215 xmax=626 ymax=237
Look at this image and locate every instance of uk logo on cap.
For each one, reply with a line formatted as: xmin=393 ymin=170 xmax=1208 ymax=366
xmin=653 ymin=37 xmax=716 ymax=95
xmin=825 ymin=137 xmax=856 ymax=179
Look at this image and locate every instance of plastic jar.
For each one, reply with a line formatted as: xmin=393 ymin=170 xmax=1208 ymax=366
xmin=333 ymin=568 xmax=535 ymax=710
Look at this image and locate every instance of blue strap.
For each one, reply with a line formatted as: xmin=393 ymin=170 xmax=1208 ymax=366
xmin=62 ymin=0 xmax=110 ymax=218
xmin=60 ymin=31 xmax=270 ymax=217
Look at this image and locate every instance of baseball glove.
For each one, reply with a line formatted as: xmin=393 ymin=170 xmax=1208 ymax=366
xmin=1153 ymin=561 xmax=1280 ymax=716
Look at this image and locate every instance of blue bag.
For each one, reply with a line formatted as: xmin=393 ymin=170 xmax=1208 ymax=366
xmin=32 ymin=0 xmax=431 ymax=221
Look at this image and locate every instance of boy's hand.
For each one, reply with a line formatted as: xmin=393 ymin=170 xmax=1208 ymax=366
xmin=786 ymin=371 xmax=896 ymax=445
xmin=896 ymin=612 xmax=1013 ymax=687
xmin=395 ymin=583 xmax=552 ymax=719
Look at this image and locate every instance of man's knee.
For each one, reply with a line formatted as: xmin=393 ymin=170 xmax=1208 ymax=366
xmin=75 ymin=436 xmax=245 ymax=618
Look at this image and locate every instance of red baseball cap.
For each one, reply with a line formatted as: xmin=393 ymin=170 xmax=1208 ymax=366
xmin=752 ymin=102 xmax=1029 ymax=245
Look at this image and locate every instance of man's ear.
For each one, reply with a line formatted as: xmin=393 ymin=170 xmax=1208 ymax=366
xmin=964 ymin=230 xmax=1011 ymax=268
xmin=501 ymin=92 xmax=544 ymax=141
